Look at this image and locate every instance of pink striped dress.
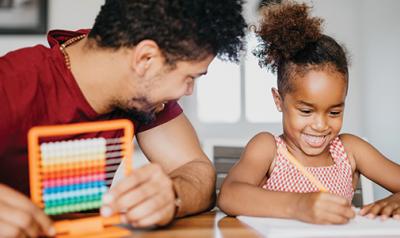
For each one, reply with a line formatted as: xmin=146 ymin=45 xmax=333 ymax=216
xmin=262 ymin=136 xmax=354 ymax=201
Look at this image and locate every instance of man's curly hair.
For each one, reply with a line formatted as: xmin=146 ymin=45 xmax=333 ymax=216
xmin=89 ymin=0 xmax=247 ymax=64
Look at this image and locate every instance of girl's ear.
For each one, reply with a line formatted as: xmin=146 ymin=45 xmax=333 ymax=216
xmin=271 ymin=87 xmax=283 ymax=112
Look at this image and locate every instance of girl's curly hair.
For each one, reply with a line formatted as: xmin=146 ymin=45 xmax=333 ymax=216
xmin=254 ymin=1 xmax=349 ymax=96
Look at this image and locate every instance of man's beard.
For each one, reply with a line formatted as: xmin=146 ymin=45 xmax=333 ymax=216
xmin=115 ymin=97 xmax=157 ymax=125
xmin=123 ymin=108 xmax=156 ymax=125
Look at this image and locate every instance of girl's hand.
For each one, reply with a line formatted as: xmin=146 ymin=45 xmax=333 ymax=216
xmin=295 ymin=192 xmax=355 ymax=224
xmin=360 ymin=193 xmax=400 ymax=220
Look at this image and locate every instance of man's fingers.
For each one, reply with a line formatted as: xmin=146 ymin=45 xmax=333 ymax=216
xmin=106 ymin=180 xmax=160 ymax=215
xmin=0 ymin=185 xmax=54 ymax=237
xmin=0 ymin=220 xmax=25 ymax=238
xmin=133 ymin=203 xmax=175 ymax=227
xmin=30 ymin=207 xmax=55 ymax=236
xmin=125 ymin=191 xmax=172 ymax=223
xmin=0 ymin=201 xmax=42 ymax=237
xmin=101 ymin=164 xmax=172 ymax=219
xmin=0 ymin=184 xmax=33 ymax=211
xmin=16 ymin=203 xmax=54 ymax=236
xmin=106 ymin=164 xmax=163 ymax=201
xmin=100 ymin=163 xmax=176 ymax=228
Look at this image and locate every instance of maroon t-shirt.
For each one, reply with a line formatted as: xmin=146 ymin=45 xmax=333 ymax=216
xmin=0 ymin=29 xmax=183 ymax=196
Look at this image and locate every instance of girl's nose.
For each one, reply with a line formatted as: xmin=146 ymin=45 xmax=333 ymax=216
xmin=312 ymin=115 xmax=328 ymax=131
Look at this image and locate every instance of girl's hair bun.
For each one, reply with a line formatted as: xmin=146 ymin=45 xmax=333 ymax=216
xmin=255 ymin=1 xmax=323 ymax=72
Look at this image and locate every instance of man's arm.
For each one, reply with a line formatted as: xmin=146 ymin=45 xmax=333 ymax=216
xmin=137 ymin=113 xmax=216 ymax=217
xmin=101 ymin=114 xmax=216 ymax=227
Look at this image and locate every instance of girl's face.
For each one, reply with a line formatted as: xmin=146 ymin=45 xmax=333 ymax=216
xmin=273 ymin=69 xmax=347 ymax=157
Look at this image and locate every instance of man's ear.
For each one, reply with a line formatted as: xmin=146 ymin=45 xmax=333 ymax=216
xmin=271 ymin=87 xmax=283 ymax=112
xmin=130 ymin=40 xmax=163 ymax=77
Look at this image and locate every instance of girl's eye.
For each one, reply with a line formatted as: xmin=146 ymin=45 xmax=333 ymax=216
xmin=299 ymin=109 xmax=312 ymax=114
xmin=329 ymin=111 xmax=342 ymax=116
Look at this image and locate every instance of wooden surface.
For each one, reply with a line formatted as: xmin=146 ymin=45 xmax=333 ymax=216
xmin=123 ymin=210 xmax=261 ymax=238
xmin=55 ymin=211 xmax=400 ymax=237
xmin=122 ymin=211 xmax=400 ymax=238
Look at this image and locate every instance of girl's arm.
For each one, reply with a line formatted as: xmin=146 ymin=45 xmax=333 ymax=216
xmin=341 ymin=134 xmax=400 ymax=218
xmin=217 ymin=133 xmax=354 ymax=224
xmin=218 ymin=132 xmax=294 ymax=217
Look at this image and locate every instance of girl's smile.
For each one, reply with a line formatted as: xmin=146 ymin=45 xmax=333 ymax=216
xmin=301 ymin=133 xmax=329 ymax=148
xmin=274 ymin=68 xmax=347 ymax=158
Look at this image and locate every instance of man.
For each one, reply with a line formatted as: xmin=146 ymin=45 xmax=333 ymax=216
xmin=0 ymin=0 xmax=247 ymax=236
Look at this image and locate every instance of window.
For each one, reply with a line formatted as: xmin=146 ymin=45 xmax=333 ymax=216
xmin=196 ymin=33 xmax=280 ymax=124
xmin=196 ymin=58 xmax=241 ymax=123
xmin=244 ymin=33 xmax=281 ymax=123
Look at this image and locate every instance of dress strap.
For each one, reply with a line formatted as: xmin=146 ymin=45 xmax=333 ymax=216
xmin=273 ymin=135 xmax=286 ymax=164
xmin=329 ymin=136 xmax=350 ymax=165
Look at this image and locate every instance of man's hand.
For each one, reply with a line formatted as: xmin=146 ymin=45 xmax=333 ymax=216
xmin=0 ymin=184 xmax=55 ymax=238
xmin=101 ymin=163 xmax=176 ymax=227
xmin=360 ymin=193 xmax=400 ymax=220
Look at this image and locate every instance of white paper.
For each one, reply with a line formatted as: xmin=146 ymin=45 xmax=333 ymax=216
xmin=238 ymin=214 xmax=400 ymax=237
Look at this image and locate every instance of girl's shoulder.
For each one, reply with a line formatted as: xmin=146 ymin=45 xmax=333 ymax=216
xmin=338 ymin=133 xmax=367 ymax=150
xmin=244 ymin=132 xmax=277 ymax=162
xmin=337 ymin=134 xmax=364 ymax=174
xmin=248 ymin=132 xmax=277 ymax=149
xmin=337 ymin=133 xmax=370 ymax=162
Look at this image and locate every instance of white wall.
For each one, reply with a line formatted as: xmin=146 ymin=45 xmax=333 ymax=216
xmin=360 ymin=0 xmax=400 ymax=199
xmin=1 ymin=0 xmax=399 ymax=200
xmin=0 ymin=0 xmax=103 ymax=56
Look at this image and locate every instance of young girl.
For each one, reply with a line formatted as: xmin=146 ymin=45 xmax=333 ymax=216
xmin=218 ymin=2 xmax=400 ymax=224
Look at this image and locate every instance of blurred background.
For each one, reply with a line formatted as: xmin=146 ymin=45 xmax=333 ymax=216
xmin=1 ymin=0 xmax=399 ymax=201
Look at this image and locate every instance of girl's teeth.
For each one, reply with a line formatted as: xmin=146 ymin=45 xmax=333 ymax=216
xmin=303 ymin=134 xmax=325 ymax=146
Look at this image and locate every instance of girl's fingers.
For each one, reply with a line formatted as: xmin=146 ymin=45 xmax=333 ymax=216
xmin=360 ymin=203 xmax=374 ymax=215
xmin=392 ymin=207 xmax=400 ymax=220
xmin=320 ymin=211 xmax=351 ymax=225
xmin=380 ymin=203 xmax=399 ymax=219
xmin=364 ymin=203 xmax=386 ymax=218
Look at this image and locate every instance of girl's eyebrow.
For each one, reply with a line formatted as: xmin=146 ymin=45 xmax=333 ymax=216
xmin=296 ymin=100 xmax=314 ymax=107
xmin=330 ymin=102 xmax=345 ymax=108
xmin=296 ymin=100 xmax=345 ymax=108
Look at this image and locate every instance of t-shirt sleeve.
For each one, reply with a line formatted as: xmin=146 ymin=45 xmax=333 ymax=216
xmin=135 ymin=100 xmax=183 ymax=133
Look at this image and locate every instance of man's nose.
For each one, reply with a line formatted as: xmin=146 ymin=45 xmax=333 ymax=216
xmin=184 ymin=83 xmax=194 ymax=96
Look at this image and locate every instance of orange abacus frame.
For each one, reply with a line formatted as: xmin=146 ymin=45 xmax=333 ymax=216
xmin=28 ymin=119 xmax=134 ymax=238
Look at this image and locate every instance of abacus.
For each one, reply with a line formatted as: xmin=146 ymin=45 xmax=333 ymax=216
xmin=28 ymin=119 xmax=134 ymax=238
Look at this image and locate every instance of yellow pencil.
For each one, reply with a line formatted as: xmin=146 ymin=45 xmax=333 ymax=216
xmin=278 ymin=145 xmax=328 ymax=192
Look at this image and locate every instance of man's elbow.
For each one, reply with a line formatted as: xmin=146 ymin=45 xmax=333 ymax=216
xmin=197 ymin=158 xmax=217 ymax=211
xmin=204 ymin=159 xmax=217 ymax=201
